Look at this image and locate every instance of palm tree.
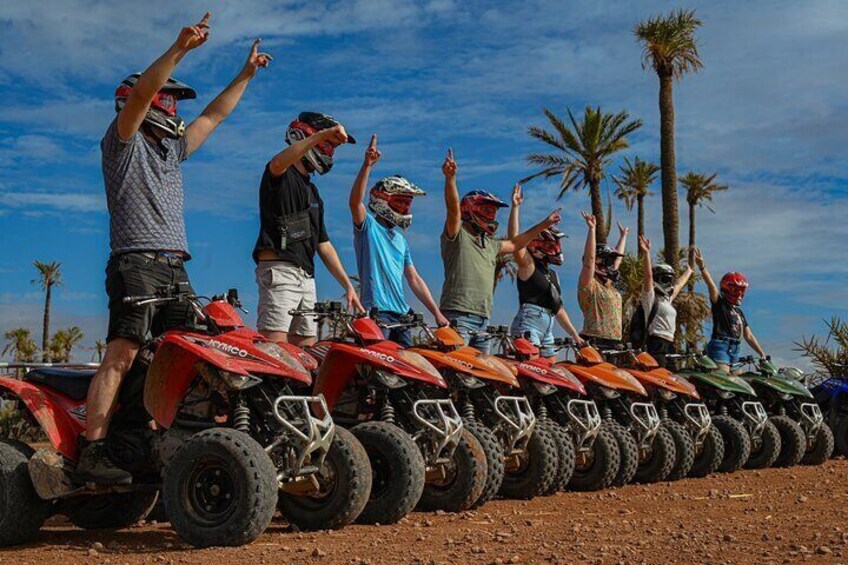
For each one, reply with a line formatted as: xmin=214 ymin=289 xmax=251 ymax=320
xmin=524 ymin=106 xmax=642 ymax=244
xmin=681 ymin=171 xmax=728 ymax=289
xmin=50 ymin=326 xmax=85 ymax=363
xmin=91 ymin=340 xmax=106 ymax=362
xmin=614 ymin=157 xmax=659 ymax=243
xmin=2 ymin=328 xmax=39 ymax=362
xmin=31 ymin=260 xmax=63 ymax=362
xmin=634 ymin=8 xmax=703 ymax=269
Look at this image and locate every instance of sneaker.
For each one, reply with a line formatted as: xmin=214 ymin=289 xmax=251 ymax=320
xmin=75 ymin=440 xmax=132 ymax=485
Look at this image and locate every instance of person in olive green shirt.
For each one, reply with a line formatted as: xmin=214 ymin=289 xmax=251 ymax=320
xmin=439 ymin=148 xmax=561 ymax=353
xmin=577 ymin=211 xmax=629 ymax=349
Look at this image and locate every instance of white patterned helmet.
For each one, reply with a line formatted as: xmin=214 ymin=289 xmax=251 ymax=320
xmin=368 ymin=175 xmax=425 ymax=229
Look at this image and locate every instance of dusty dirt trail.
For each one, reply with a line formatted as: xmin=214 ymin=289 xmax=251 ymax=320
xmin=6 ymin=459 xmax=848 ymax=565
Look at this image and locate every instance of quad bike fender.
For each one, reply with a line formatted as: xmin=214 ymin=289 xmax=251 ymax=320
xmin=557 ymin=361 xmax=647 ymax=396
xmin=0 ymin=376 xmax=84 ymax=460
xmin=684 ymin=370 xmax=757 ymax=396
xmin=742 ymin=372 xmax=814 ymax=398
xmin=630 ymin=367 xmax=700 ymax=399
xmin=411 ymin=346 xmax=519 ymax=388
xmin=504 ymin=358 xmax=586 ymax=395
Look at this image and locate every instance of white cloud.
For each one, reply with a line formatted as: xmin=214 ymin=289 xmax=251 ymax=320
xmin=0 ymin=191 xmax=104 ymax=212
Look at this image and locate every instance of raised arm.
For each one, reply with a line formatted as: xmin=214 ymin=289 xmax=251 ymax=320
xmin=639 ymin=235 xmax=653 ymax=293
xmin=670 ymin=265 xmax=694 ymax=301
xmin=349 ymin=135 xmax=380 ymax=226
xmin=508 ymin=184 xmax=534 ymax=279
xmin=501 ymin=208 xmax=561 ymax=256
xmin=443 ymin=148 xmax=461 ymax=239
xmin=578 ymin=212 xmax=597 ymax=288
xmin=268 ymin=125 xmax=349 ymax=177
xmin=744 ymin=326 xmax=767 ymax=358
xmin=117 ymin=12 xmax=211 ymax=141
xmin=405 ymin=265 xmax=450 ymax=327
xmin=185 ymin=39 xmax=271 ymax=156
xmin=613 ymin=222 xmax=629 ymax=270
xmin=694 ymin=248 xmax=719 ymax=304
xmin=317 ymin=241 xmax=364 ymax=313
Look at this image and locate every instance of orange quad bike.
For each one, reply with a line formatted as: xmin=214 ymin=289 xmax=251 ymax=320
xmin=551 ymin=340 xmax=675 ymax=486
xmin=599 ymin=346 xmax=721 ymax=480
xmin=486 ymin=328 xmax=621 ymax=492
xmin=391 ymin=315 xmax=557 ymax=504
xmin=294 ymin=302 xmax=486 ymax=525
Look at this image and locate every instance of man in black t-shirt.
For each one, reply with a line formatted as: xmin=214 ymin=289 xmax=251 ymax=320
xmin=253 ymin=112 xmax=363 ymax=346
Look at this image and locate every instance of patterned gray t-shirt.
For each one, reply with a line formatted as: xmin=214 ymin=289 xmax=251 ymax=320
xmin=101 ymin=118 xmax=190 ymax=257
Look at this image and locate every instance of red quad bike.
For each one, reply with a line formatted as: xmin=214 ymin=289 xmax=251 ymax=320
xmin=489 ymin=329 xmax=621 ymax=492
xmin=551 ymin=341 xmax=675 ymax=486
xmin=0 ymin=285 xmax=371 ymax=548
xmin=600 ymin=346 xmax=719 ymax=480
xmin=296 ymin=302 xmax=486 ymax=525
xmin=393 ymin=315 xmax=557 ymax=504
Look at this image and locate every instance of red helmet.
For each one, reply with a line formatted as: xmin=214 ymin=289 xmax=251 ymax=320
xmin=115 ymin=74 xmax=196 ymax=139
xmin=460 ymin=190 xmax=508 ymax=236
xmin=720 ymin=272 xmax=749 ymax=305
xmin=528 ymin=227 xmax=566 ymax=265
xmin=285 ymin=112 xmax=356 ymax=175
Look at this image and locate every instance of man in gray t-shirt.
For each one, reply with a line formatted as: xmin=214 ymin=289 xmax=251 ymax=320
xmin=79 ymin=12 xmax=271 ymax=485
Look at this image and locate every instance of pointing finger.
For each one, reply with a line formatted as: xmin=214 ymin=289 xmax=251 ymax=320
xmin=251 ymin=38 xmax=261 ymax=55
xmin=448 ymin=147 xmax=454 ymax=160
xmin=199 ymin=12 xmax=211 ymax=27
xmin=369 ymin=134 xmax=377 ymax=149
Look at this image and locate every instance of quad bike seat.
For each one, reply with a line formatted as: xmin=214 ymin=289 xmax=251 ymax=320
xmin=24 ymin=368 xmax=96 ymax=400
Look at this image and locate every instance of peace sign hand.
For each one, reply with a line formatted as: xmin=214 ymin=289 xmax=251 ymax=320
xmin=442 ymin=148 xmax=457 ymax=179
xmin=581 ymin=211 xmax=596 ymax=229
xmin=176 ymin=12 xmax=211 ymax=51
xmin=512 ymin=184 xmax=524 ymax=207
xmin=243 ymin=39 xmax=272 ymax=78
xmin=638 ymin=235 xmax=651 ymax=253
xmin=364 ymin=134 xmax=381 ymax=167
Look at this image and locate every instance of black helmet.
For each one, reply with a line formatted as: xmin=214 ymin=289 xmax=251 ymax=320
xmin=285 ymin=111 xmax=356 ymax=175
xmin=653 ymin=263 xmax=675 ymax=295
xmin=595 ymin=244 xmax=623 ymax=283
xmin=115 ymin=74 xmax=196 ymax=139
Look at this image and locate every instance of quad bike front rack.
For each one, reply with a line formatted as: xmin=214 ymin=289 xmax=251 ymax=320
xmin=629 ymin=402 xmax=661 ymax=449
xmin=411 ymin=398 xmax=464 ymax=465
xmin=269 ymin=394 xmax=335 ymax=482
xmin=493 ymin=395 xmax=537 ymax=455
xmin=741 ymin=401 xmax=768 ymax=440
xmin=683 ymin=402 xmax=712 ymax=448
xmin=566 ymin=398 xmax=602 ymax=451
xmin=799 ymin=402 xmax=824 ymax=439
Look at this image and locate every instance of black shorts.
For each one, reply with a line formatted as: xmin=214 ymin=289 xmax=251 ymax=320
xmin=105 ymin=252 xmax=195 ymax=344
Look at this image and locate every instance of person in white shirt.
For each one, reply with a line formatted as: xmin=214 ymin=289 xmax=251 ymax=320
xmin=638 ymin=235 xmax=693 ymax=359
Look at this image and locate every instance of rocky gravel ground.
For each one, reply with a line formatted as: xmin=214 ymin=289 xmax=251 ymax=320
xmin=4 ymin=459 xmax=847 ymax=564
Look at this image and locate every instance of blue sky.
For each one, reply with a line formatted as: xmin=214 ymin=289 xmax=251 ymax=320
xmin=1 ymin=0 xmax=846 ymax=368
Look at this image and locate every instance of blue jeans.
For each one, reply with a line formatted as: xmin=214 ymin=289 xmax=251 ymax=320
xmin=442 ymin=310 xmax=491 ymax=353
xmin=706 ymin=336 xmax=741 ymax=366
xmin=375 ymin=310 xmax=413 ymax=347
xmin=510 ymin=304 xmax=556 ymax=357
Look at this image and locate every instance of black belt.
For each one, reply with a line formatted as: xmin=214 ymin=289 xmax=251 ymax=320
xmin=137 ymin=251 xmax=185 ymax=268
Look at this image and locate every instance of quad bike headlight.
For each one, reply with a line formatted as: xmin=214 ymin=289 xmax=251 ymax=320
xmin=218 ymin=371 xmax=263 ymax=390
xmin=718 ymin=390 xmax=735 ymax=399
xmin=254 ymin=340 xmax=307 ymax=373
xmin=457 ymin=375 xmax=486 ymax=389
xmin=397 ymin=350 xmax=445 ymax=386
xmin=532 ymin=381 xmax=558 ymax=396
xmin=659 ymin=389 xmax=677 ymax=401
xmin=374 ymin=370 xmax=407 ymax=389
xmin=600 ymin=386 xmax=620 ymax=399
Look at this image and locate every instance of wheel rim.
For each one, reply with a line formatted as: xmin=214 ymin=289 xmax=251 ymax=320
xmin=368 ymin=449 xmax=392 ymax=499
xmin=182 ymin=455 xmax=238 ymax=527
xmin=282 ymin=455 xmax=340 ymax=511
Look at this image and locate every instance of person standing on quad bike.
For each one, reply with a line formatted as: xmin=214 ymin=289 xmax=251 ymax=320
xmin=636 ymin=236 xmax=693 ymax=361
xmin=577 ymin=212 xmax=629 ymax=348
xmin=348 ymin=135 xmax=449 ymax=345
xmin=695 ymin=249 xmax=767 ymax=373
xmin=439 ymin=149 xmax=563 ymax=353
xmin=83 ymin=12 xmax=272 ymax=485
xmin=253 ymin=112 xmax=364 ymax=346
xmin=507 ymin=184 xmax=585 ymax=359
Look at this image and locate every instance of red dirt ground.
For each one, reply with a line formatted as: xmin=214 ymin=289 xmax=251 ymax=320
xmin=5 ymin=459 xmax=848 ymax=564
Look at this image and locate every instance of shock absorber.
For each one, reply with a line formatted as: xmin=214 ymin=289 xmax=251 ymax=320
xmin=462 ymin=401 xmax=475 ymax=422
xmin=380 ymin=398 xmax=396 ymax=425
xmin=602 ymin=405 xmax=613 ymax=421
xmin=232 ymin=396 xmax=251 ymax=432
xmin=659 ymin=405 xmax=668 ymax=420
xmin=536 ymin=402 xmax=548 ymax=421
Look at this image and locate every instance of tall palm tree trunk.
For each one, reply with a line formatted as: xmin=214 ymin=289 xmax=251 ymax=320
xmin=637 ymin=195 xmax=646 ymax=243
xmin=659 ymin=73 xmax=680 ymax=269
xmin=687 ymin=201 xmax=696 ymax=293
xmin=41 ymin=284 xmax=51 ymax=362
xmin=589 ymin=180 xmax=607 ymax=245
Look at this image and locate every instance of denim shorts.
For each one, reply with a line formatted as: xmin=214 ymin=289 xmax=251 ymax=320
xmin=706 ymin=337 xmax=741 ymax=365
xmin=510 ymin=304 xmax=556 ymax=357
xmin=442 ymin=310 xmax=491 ymax=354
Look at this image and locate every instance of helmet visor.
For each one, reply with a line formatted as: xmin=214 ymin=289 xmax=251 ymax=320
xmin=388 ymin=194 xmax=413 ymax=215
xmin=151 ymin=92 xmax=178 ymax=116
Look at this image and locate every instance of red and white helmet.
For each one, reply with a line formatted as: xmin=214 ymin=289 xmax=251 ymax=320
xmin=368 ymin=175 xmax=425 ymax=229
xmin=460 ymin=190 xmax=508 ymax=236
xmin=720 ymin=272 xmax=749 ymax=305
xmin=115 ymin=74 xmax=196 ymax=138
xmin=285 ymin=112 xmax=356 ymax=175
xmin=528 ymin=227 xmax=566 ymax=265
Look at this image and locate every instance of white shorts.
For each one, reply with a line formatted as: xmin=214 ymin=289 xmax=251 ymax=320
xmin=255 ymin=260 xmax=317 ymax=337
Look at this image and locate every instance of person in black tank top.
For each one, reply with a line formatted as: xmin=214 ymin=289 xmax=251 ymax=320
xmin=508 ymin=185 xmax=584 ymax=359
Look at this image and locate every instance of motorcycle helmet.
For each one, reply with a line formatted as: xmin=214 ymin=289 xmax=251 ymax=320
xmin=652 ymin=263 xmax=676 ymax=296
xmin=460 ymin=190 xmax=508 ymax=236
xmin=528 ymin=227 xmax=566 ymax=265
xmin=595 ymin=244 xmax=623 ymax=283
xmin=720 ymin=272 xmax=749 ymax=305
xmin=368 ymin=175 xmax=425 ymax=229
xmin=285 ymin=111 xmax=356 ymax=175
xmin=115 ymin=73 xmax=196 ymax=139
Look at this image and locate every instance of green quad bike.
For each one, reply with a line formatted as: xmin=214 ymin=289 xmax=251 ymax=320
xmin=738 ymin=357 xmax=834 ymax=467
xmin=665 ymin=353 xmax=779 ymax=473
